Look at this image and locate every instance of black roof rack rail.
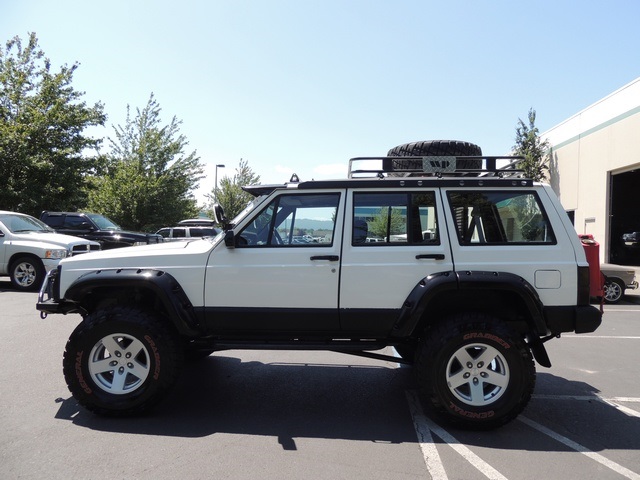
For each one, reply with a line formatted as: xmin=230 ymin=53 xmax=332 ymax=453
xmin=348 ymin=155 xmax=527 ymax=179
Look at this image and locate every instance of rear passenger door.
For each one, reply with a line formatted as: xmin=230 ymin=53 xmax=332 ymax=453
xmin=339 ymin=189 xmax=453 ymax=333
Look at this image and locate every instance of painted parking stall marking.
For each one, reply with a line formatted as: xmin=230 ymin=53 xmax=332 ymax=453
xmin=406 ymin=390 xmax=640 ymax=479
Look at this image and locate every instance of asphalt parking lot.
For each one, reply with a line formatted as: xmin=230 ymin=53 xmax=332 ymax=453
xmin=1 ymin=279 xmax=639 ymax=480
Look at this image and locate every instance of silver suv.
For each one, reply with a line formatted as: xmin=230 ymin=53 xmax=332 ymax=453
xmin=37 ymin=141 xmax=602 ymax=429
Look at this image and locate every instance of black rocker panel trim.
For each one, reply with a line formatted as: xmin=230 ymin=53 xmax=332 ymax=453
xmin=201 ymin=306 xmax=398 ymax=337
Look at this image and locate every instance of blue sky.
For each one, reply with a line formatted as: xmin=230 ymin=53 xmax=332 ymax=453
xmin=2 ymin=0 xmax=640 ymax=204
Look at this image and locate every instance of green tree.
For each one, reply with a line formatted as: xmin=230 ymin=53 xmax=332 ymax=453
xmin=368 ymin=207 xmax=405 ymax=239
xmin=88 ymin=94 xmax=204 ymax=231
xmin=209 ymin=158 xmax=260 ymax=221
xmin=513 ymin=108 xmax=550 ymax=182
xmin=0 ymin=32 xmax=106 ymax=216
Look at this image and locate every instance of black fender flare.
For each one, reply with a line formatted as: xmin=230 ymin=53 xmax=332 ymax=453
xmin=64 ymin=268 xmax=201 ymax=336
xmin=392 ymin=270 xmax=547 ymax=340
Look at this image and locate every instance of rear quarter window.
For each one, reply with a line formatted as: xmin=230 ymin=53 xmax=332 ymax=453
xmin=447 ymin=190 xmax=556 ymax=245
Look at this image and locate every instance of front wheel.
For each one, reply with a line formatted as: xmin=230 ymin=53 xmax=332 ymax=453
xmin=415 ymin=313 xmax=535 ymax=430
xmin=63 ymin=306 xmax=183 ymax=416
xmin=10 ymin=256 xmax=45 ymax=291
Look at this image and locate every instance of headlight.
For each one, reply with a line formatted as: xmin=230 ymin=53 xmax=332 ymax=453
xmin=44 ymin=249 xmax=68 ymax=259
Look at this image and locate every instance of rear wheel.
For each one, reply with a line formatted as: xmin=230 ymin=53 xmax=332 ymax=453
xmin=63 ymin=306 xmax=183 ymax=416
xmin=415 ymin=313 xmax=535 ymax=430
xmin=603 ymin=278 xmax=624 ymax=304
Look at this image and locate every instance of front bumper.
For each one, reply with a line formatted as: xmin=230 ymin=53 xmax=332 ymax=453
xmin=36 ymin=268 xmax=64 ymax=315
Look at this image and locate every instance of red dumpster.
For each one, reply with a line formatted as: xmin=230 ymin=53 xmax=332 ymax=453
xmin=579 ymin=234 xmax=604 ymax=298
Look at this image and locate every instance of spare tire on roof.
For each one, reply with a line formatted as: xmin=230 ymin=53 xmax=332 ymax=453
xmin=387 ymin=140 xmax=483 ymax=173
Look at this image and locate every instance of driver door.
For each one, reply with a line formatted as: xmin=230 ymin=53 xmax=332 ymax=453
xmin=204 ymin=190 xmax=344 ymax=332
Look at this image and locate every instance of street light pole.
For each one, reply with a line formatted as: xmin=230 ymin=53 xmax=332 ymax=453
xmin=214 ymin=164 xmax=225 ymax=204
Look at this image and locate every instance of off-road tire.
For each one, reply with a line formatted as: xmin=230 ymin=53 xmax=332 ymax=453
xmin=10 ymin=255 xmax=45 ymax=292
xmin=415 ymin=312 xmax=535 ymax=430
xmin=387 ymin=140 xmax=483 ymax=173
xmin=63 ymin=306 xmax=183 ymax=416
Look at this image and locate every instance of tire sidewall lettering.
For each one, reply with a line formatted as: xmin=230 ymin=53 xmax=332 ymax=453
xmin=462 ymin=332 xmax=510 ymax=350
xmin=144 ymin=335 xmax=161 ymax=380
xmin=74 ymin=350 xmax=93 ymax=394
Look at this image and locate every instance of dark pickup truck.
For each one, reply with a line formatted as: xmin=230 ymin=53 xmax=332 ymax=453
xmin=40 ymin=211 xmax=163 ymax=249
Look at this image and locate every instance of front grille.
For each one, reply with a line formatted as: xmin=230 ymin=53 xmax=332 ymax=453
xmin=71 ymin=244 xmax=101 ymax=256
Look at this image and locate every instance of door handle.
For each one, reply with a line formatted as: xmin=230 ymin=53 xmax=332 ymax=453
xmin=415 ymin=254 xmax=445 ymax=260
xmin=310 ymin=255 xmax=339 ymax=261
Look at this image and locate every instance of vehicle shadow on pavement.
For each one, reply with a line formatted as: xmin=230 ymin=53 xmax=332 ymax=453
xmin=55 ymin=355 xmax=419 ymax=445
xmin=54 ymin=356 xmax=640 ymax=453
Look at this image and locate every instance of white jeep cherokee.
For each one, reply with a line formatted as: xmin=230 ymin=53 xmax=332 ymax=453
xmin=37 ymin=141 xmax=602 ymax=429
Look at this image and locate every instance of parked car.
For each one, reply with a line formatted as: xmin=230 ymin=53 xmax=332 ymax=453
xmin=0 ymin=211 xmax=100 ymax=291
xmin=176 ymin=218 xmax=217 ymax=227
xmin=38 ymin=139 xmax=602 ymax=430
xmin=622 ymin=231 xmax=640 ymax=247
xmin=600 ymin=263 xmax=639 ymax=303
xmin=156 ymin=225 xmax=220 ymax=242
xmin=40 ymin=211 xmax=163 ymax=249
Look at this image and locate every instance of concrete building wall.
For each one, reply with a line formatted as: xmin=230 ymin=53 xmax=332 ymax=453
xmin=542 ymin=77 xmax=640 ymax=263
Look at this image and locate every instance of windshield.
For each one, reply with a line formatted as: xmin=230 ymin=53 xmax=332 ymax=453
xmin=0 ymin=213 xmax=54 ymax=233
xmin=86 ymin=213 xmax=122 ymax=230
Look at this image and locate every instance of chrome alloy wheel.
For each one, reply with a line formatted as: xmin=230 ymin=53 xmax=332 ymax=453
xmin=445 ymin=343 xmax=510 ymax=406
xmin=603 ymin=280 xmax=623 ymax=303
xmin=14 ymin=261 xmax=37 ymax=287
xmin=88 ymin=333 xmax=151 ymax=395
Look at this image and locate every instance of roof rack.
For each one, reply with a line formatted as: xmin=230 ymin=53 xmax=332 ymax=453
xmin=348 ymin=155 xmax=526 ymax=179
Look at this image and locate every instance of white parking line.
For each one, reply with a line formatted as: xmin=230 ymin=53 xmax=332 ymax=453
xmin=406 ymin=390 xmax=508 ymax=480
xmin=405 ymin=391 xmax=448 ymax=480
xmin=518 ymin=416 xmax=640 ymax=480
xmin=407 ymin=391 xmax=640 ymax=479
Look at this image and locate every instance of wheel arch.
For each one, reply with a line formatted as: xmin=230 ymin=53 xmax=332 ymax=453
xmin=64 ymin=269 xmax=202 ymax=336
xmin=392 ymin=271 xmax=550 ymax=365
xmin=9 ymin=252 xmax=43 ymax=270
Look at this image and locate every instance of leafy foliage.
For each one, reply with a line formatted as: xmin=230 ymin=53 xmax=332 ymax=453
xmin=0 ymin=33 xmax=106 ymax=216
xmin=210 ymin=158 xmax=261 ymax=221
xmin=513 ymin=108 xmax=550 ymax=182
xmin=88 ymin=94 xmax=204 ymax=231
xmin=368 ymin=207 xmax=405 ymax=239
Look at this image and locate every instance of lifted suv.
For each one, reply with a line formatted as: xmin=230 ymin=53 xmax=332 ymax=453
xmin=37 ymin=140 xmax=602 ymax=429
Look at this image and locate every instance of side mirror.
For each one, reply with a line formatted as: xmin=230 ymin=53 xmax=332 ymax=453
xmin=212 ymin=204 xmax=228 ymax=230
